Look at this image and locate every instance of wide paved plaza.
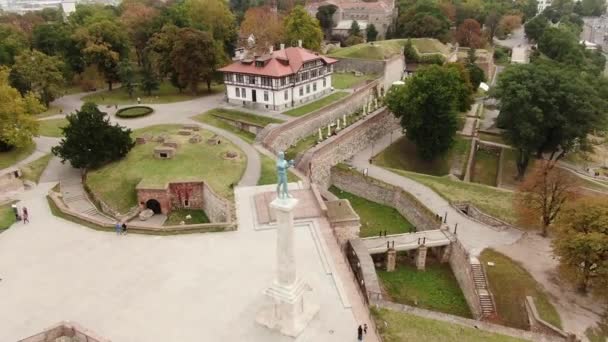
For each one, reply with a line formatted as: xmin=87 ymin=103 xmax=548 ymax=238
xmin=0 ymin=183 xmax=360 ymax=341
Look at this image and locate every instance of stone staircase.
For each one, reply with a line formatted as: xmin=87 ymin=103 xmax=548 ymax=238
xmin=471 ymin=258 xmax=496 ymax=318
xmin=60 ymin=178 xmax=115 ymax=224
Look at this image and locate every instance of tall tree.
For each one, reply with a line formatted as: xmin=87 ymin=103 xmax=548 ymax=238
xmin=0 ymin=24 xmax=28 ymax=65
xmin=366 ymin=24 xmax=378 ymax=42
xmin=524 ymin=15 xmax=548 ymax=42
xmin=498 ymin=15 xmax=522 ymax=36
xmin=385 ymin=65 xmax=464 ymax=159
xmin=51 ymin=102 xmax=134 ymax=171
xmin=10 ymin=50 xmax=64 ymax=107
xmin=140 ymin=60 xmax=160 ymax=96
xmin=493 ymin=62 xmax=605 ymax=179
xmin=32 ymin=23 xmax=71 ymax=57
xmin=455 ymin=19 xmax=483 ymax=48
xmin=316 ymin=4 xmax=337 ymax=38
xmin=553 ymin=198 xmax=608 ymax=294
xmin=118 ymin=59 xmax=136 ymax=98
xmin=397 ymin=2 xmax=451 ymax=41
xmin=119 ymin=2 xmax=159 ymax=66
xmin=484 ymin=10 xmax=501 ymax=43
xmin=538 ymin=26 xmax=584 ymax=66
xmin=349 ymin=20 xmax=361 ymax=37
xmin=515 ymin=161 xmax=576 ymax=236
xmin=183 ymin=0 xmax=236 ymax=57
xmin=0 ymin=67 xmax=42 ymax=150
xmin=240 ymin=7 xmax=284 ymax=52
xmin=284 ymin=6 xmax=323 ymax=51
xmin=170 ymin=27 xmax=217 ymax=94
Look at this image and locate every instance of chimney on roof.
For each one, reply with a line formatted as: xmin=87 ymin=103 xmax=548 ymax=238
xmin=298 ymin=39 xmax=302 ymax=48
xmin=280 ymin=43 xmax=285 ymax=50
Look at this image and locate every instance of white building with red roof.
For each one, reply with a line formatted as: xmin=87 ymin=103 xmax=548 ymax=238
xmin=219 ymin=44 xmax=338 ymax=111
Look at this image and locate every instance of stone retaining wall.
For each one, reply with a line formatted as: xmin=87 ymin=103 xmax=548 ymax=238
xmin=373 ymin=300 xmax=565 ymax=342
xmin=331 ymin=166 xmax=442 ymax=231
xmin=452 ymin=202 xmax=515 ymax=232
xmin=449 ymin=239 xmax=483 ymax=319
xmin=258 ymin=80 xmax=382 ymax=153
xmin=525 ymin=297 xmax=572 ymax=341
xmin=212 ymin=114 xmax=266 ymax=135
xmin=202 ymin=182 xmax=232 ymax=223
xmin=333 ymin=54 xmax=405 ymax=90
xmin=345 ymin=238 xmax=383 ymax=303
xmin=18 ymin=321 xmax=109 ymax=342
xmin=48 ymin=191 xmax=235 ymax=234
xmin=299 ymin=108 xmax=400 ymax=188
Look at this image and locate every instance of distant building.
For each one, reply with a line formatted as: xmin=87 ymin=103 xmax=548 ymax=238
xmin=219 ymin=43 xmax=337 ymax=111
xmin=306 ymin=0 xmax=396 ymax=40
xmin=332 ymin=19 xmax=368 ymax=38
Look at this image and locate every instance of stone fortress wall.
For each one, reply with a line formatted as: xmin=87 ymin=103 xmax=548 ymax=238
xmin=297 ymin=107 xmax=400 ymax=188
xmin=258 ymin=79 xmax=383 ymax=154
xmin=448 ymin=238 xmax=483 ymax=319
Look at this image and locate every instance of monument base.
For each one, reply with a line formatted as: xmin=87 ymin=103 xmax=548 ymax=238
xmin=256 ymin=277 xmax=319 ymax=337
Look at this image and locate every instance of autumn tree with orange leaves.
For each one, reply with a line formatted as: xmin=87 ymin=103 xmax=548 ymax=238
xmin=515 ymin=161 xmax=577 ymax=237
xmin=455 ymin=19 xmax=483 ymax=48
xmin=239 ymin=7 xmax=284 ymax=53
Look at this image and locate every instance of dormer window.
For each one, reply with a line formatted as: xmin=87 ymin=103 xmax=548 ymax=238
xmin=255 ymin=61 xmax=264 ymax=67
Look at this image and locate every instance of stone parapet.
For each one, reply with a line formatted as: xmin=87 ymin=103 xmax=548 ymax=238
xmin=301 ymin=108 xmax=400 ymax=188
xmin=260 ymin=80 xmax=382 ymax=154
xmin=48 ymin=191 xmax=235 ymax=234
xmin=525 ymin=296 xmax=573 ymax=341
xmin=449 ymin=239 xmax=483 ymax=319
xmin=345 ymin=238 xmax=383 ymax=303
xmin=452 ymin=202 xmax=517 ymax=232
xmin=331 ymin=166 xmax=442 ymax=232
xmin=18 ymin=321 xmax=109 ymax=342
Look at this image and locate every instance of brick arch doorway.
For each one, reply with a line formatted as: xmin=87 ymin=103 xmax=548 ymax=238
xmin=146 ymin=199 xmax=161 ymax=214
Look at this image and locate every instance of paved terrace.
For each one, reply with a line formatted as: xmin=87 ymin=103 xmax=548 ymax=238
xmin=361 ymin=229 xmax=452 ymax=254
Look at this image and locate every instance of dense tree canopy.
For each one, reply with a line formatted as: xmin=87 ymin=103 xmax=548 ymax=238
xmin=170 ymin=27 xmax=218 ymax=94
xmin=10 ymin=50 xmax=64 ymax=106
xmin=455 ymin=19 xmax=483 ymax=48
xmin=240 ymin=7 xmax=284 ymax=51
xmin=397 ymin=2 xmax=451 ymax=41
xmin=493 ymin=62 xmax=606 ymax=178
xmin=284 ymin=6 xmax=323 ymax=51
xmin=385 ymin=65 xmax=468 ymax=159
xmin=52 ymin=102 xmax=134 ymax=170
xmin=0 ymin=67 xmax=42 ymax=150
xmin=316 ymin=4 xmax=337 ymax=38
xmin=554 ymin=198 xmax=608 ymax=294
xmin=538 ymin=26 xmax=584 ymax=66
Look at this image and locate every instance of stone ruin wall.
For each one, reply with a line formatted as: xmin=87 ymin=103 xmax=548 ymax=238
xmin=259 ymin=80 xmax=382 ymax=154
xmin=299 ymin=108 xmax=400 ymax=189
xmin=448 ymin=239 xmax=483 ymax=319
xmin=331 ymin=166 xmax=442 ymax=232
xmin=202 ymin=182 xmax=232 ymax=223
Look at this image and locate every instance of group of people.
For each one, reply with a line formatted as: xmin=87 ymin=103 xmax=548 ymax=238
xmin=11 ymin=203 xmax=29 ymax=224
xmin=357 ymin=323 xmax=368 ymax=341
xmin=115 ymin=221 xmax=128 ymax=235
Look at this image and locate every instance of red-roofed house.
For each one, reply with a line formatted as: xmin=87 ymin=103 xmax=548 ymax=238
xmin=219 ymin=44 xmax=338 ymax=110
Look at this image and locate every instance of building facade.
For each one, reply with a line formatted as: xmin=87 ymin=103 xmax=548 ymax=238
xmin=306 ymin=0 xmax=396 ymax=40
xmin=219 ymin=46 xmax=338 ymax=111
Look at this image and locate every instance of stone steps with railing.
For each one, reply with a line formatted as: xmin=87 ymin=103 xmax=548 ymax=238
xmin=470 ymin=259 xmax=496 ymax=317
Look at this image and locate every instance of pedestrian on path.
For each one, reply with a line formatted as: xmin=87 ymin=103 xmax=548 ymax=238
xmin=115 ymin=221 xmax=121 ymax=235
xmin=22 ymin=207 xmax=29 ymax=224
xmin=122 ymin=222 xmax=127 ymax=235
xmin=364 ymin=323 xmax=368 ymax=334
xmin=357 ymin=325 xmax=363 ymax=341
xmin=11 ymin=203 xmax=19 ymax=221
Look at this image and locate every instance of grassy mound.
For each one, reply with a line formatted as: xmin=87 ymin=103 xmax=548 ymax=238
xmin=116 ymin=106 xmax=154 ymax=118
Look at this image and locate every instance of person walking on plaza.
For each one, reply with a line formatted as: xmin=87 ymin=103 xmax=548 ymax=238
xmin=11 ymin=203 xmax=19 ymax=221
xmin=357 ymin=325 xmax=363 ymax=341
xmin=22 ymin=207 xmax=29 ymax=224
xmin=363 ymin=323 xmax=368 ymax=335
xmin=122 ymin=222 xmax=127 ymax=235
xmin=115 ymin=221 xmax=121 ymax=235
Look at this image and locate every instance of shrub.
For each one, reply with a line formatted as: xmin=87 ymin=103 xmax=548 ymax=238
xmin=115 ymin=106 xmax=154 ymax=118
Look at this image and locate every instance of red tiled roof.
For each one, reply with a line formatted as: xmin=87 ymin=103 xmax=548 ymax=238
xmin=219 ymin=47 xmax=337 ymax=77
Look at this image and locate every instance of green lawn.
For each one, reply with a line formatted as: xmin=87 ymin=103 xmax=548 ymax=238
xmin=378 ymin=262 xmax=472 ymax=317
xmin=283 ymin=92 xmax=348 ymax=117
xmin=372 ymin=307 xmax=529 ymax=342
xmin=82 ymin=81 xmax=224 ymax=105
xmin=115 ymin=106 xmax=153 ymax=118
xmin=37 ymin=118 xmax=68 ymax=137
xmin=285 ymin=134 xmax=318 ymax=161
xmin=36 ymin=105 xmax=63 ymax=118
xmin=328 ymin=38 xmax=448 ymax=60
xmin=332 ymin=73 xmax=377 ymax=89
xmin=20 ymin=154 xmax=52 ymax=183
xmin=480 ymin=249 xmax=562 ymax=330
xmin=86 ymin=125 xmax=246 ymax=214
xmin=374 ymin=136 xmax=471 ymax=177
xmin=191 ymin=109 xmax=282 ymax=145
xmin=389 ymin=168 xmax=516 ymax=224
xmin=0 ymin=143 xmax=35 ymax=169
xmin=479 ymin=132 xmax=507 ymax=145
xmin=164 ymin=209 xmax=209 ymax=226
xmin=258 ymin=154 xmax=298 ymax=185
xmin=329 ymin=186 xmax=414 ymax=237
xmin=0 ymin=201 xmax=17 ymax=230
xmin=472 ymin=149 xmax=500 ymax=186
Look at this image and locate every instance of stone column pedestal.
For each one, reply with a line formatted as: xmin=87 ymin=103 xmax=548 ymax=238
xmin=386 ymin=248 xmax=396 ymax=272
xmin=256 ymin=197 xmax=319 ymax=337
xmin=416 ymin=246 xmax=428 ymax=271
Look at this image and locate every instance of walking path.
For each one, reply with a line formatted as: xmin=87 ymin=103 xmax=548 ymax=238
xmin=352 ymin=130 xmax=523 ymax=256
